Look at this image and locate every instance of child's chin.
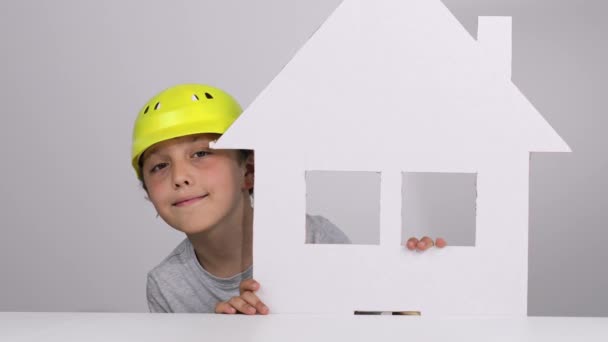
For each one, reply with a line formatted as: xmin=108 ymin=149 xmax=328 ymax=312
xmin=176 ymin=222 xmax=216 ymax=235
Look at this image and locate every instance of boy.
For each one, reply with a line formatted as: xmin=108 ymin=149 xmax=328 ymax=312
xmin=132 ymin=84 xmax=446 ymax=314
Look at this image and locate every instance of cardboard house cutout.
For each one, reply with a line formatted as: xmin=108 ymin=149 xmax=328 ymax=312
xmin=213 ymin=0 xmax=570 ymax=316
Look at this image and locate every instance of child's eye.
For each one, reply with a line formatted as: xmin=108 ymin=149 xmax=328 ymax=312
xmin=193 ymin=151 xmax=211 ymax=158
xmin=149 ymin=163 xmax=168 ymax=173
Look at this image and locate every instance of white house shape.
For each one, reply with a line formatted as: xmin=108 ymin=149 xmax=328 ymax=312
xmin=213 ymin=0 xmax=571 ymax=316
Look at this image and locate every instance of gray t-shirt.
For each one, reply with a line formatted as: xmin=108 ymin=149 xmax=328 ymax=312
xmin=146 ymin=214 xmax=350 ymax=313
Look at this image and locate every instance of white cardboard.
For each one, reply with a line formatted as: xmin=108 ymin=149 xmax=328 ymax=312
xmin=212 ymin=0 xmax=571 ymax=316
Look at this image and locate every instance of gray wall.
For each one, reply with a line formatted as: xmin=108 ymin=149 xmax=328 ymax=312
xmin=0 ymin=0 xmax=605 ymax=316
xmin=306 ymin=171 xmax=477 ymax=247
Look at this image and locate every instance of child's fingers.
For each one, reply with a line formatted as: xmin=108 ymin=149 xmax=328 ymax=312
xmin=228 ymin=296 xmax=257 ymax=315
xmin=214 ymin=301 xmax=237 ymax=314
xmin=405 ymin=237 xmax=418 ymax=250
xmin=239 ymin=279 xmax=260 ymax=294
xmin=241 ymin=291 xmax=269 ymax=315
xmin=417 ymin=236 xmax=434 ymax=251
xmin=435 ymin=238 xmax=447 ymax=248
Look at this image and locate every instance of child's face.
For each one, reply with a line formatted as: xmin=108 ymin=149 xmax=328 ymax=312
xmin=140 ymin=133 xmax=252 ymax=235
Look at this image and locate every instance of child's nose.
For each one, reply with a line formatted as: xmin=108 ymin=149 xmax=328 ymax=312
xmin=174 ymin=179 xmax=190 ymax=188
xmin=172 ymin=163 xmax=193 ymax=188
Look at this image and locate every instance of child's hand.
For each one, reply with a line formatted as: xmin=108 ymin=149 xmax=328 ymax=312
xmin=404 ymin=236 xmax=446 ymax=252
xmin=214 ymin=279 xmax=269 ymax=315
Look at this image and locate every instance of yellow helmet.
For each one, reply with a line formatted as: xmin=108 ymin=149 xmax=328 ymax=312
xmin=131 ymin=84 xmax=242 ymax=179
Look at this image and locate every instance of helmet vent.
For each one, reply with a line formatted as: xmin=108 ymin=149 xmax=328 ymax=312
xmin=143 ymin=106 xmax=149 ymax=114
xmin=192 ymin=94 xmax=199 ymax=101
xmin=154 ymin=102 xmax=161 ymax=110
xmin=205 ymin=92 xmax=213 ymax=99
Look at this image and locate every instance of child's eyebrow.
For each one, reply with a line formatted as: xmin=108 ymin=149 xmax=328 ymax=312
xmin=191 ymin=136 xmax=214 ymax=146
xmin=144 ymin=135 xmax=214 ymax=160
xmin=144 ymin=147 xmax=160 ymax=159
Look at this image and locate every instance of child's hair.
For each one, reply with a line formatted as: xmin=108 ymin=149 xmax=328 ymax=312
xmin=139 ymin=149 xmax=253 ymax=195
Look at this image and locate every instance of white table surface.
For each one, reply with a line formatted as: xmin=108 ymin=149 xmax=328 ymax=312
xmin=1 ymin=312 xmax=607 ymax=342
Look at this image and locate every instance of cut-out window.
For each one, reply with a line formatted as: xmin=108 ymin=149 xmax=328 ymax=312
xmin=402 ymin=172 xmax=477 ymax=246
xmin=305 ymin=171 xmax=380 ymax=245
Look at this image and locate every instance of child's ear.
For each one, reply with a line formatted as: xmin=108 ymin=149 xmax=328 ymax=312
xmin=243 ymin=152 xmax=254 ymax=191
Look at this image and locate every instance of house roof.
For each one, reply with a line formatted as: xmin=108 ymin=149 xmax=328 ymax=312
xmin=214 ymin=0 xmax=570 ymax=155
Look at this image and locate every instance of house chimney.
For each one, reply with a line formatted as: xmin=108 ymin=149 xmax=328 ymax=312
xmin=478 ymin=16 xmax=512 ymax=79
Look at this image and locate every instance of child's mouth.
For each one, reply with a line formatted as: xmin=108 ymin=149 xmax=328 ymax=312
xmin=173 ymin=194 xmax=208 ymax=207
